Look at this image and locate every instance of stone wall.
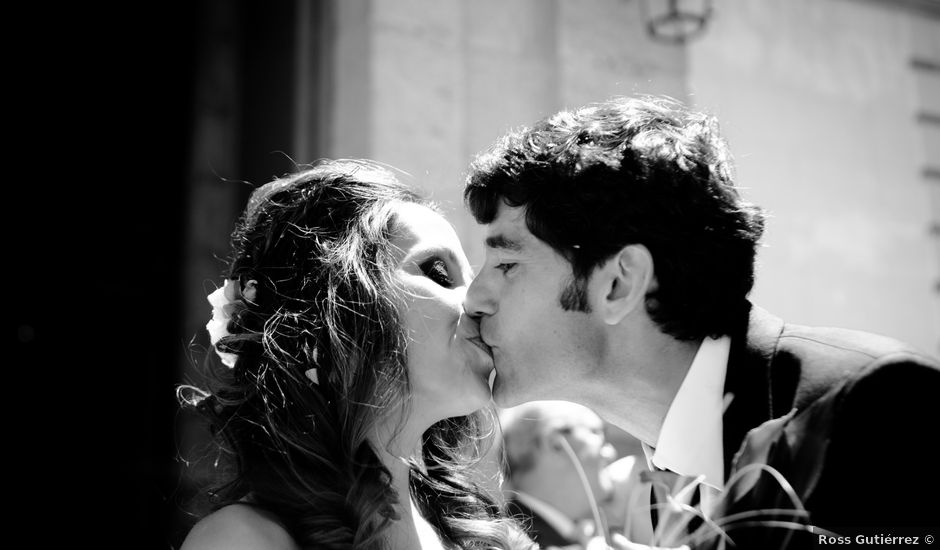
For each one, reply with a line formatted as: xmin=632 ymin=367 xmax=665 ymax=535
xmin=690 ymin=0 xmax=940 ymax=354
xmin=328 ymin=0 xmax=687 ymax=266
xmin=319 ymin=0 xmax=939 ymax=352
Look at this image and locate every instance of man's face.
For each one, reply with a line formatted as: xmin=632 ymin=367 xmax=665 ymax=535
xmin=464 ymin=203 xmax=602 ymax=407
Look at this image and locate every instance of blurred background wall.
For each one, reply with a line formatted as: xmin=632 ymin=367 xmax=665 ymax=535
xmin=182 ymin=0 xmax=940 ymax=364
xmin=33 ymin=0 xmax=933 ymax=547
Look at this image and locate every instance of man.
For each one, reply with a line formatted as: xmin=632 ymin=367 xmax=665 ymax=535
xmin=464 ymin=95 xmax=940 ymax=545
xmin=500 ymin=401 xmax=618 ymax=548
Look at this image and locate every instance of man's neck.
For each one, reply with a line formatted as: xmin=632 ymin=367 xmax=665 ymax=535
xmin=584 ymin=326 xmax=700 ymax=446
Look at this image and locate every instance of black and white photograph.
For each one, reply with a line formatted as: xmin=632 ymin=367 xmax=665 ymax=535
xmin=11 ymin=1 xmax=940 ymax=549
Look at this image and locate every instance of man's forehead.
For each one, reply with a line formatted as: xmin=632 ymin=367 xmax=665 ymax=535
xmin=484 ymin=204 xmax=532 ymax=249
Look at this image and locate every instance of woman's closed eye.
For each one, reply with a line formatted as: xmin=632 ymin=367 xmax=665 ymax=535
xmin=420 ymin=258 xmax=454 ymax=288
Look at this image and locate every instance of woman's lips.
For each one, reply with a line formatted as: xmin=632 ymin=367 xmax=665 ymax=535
xmin=456 ymin=314 xmax=494 ymax=377
xmin=465 ymin=335 xmax=495 ymax=382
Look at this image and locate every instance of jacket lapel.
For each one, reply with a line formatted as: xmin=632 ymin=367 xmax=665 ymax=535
xmin=722 ymin=304 xmax=784 ymax=478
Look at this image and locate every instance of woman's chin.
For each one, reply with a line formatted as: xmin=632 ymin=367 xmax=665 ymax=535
xmin=454 ymin=346 xmax=495 ymax=403
xmin=443 ymin=375 xmax=493 ymax=418
xmin=464 ymin=380 xmax=494 ymax=414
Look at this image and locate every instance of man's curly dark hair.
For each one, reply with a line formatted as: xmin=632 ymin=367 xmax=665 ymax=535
xmin=464 ymin=95 xmax=766 ymax=341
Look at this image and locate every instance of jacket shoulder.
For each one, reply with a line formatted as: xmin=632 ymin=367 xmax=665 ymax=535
xmin=802 ymin=354 xmax=940 ymax=528
xmin=778 ymin=323 xmax=934 ymax=365
xmin=770 ymin=321 xmax=938 ymax=411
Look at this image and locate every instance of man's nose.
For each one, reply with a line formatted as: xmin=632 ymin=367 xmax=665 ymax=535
xmin=463 ymin=271 xmax=496 ymax=318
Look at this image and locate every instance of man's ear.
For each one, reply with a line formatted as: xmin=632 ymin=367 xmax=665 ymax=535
xmin=596 ymin=244 xmax=655 ymax=326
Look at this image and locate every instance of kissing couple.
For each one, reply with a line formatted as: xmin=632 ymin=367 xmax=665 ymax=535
xmin=180 ymin=95 xmax=940 ymax=550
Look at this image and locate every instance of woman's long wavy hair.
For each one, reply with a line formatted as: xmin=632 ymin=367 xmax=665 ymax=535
xmin=179 ymin=159 xmax=523 ymax=549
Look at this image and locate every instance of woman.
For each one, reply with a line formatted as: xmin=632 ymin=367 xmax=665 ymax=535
xmin=179 ymin=159 xmax=530 ymax=550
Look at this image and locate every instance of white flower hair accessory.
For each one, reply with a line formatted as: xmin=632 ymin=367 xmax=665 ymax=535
xmin=205 ymin=278 xmax=256 ymax=368
xmin=205 ymin=278 xmax=320 ymax=385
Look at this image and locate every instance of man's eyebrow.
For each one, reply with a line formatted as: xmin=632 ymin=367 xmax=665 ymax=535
xmin=485 ymin=234 xmax=524 ymax=251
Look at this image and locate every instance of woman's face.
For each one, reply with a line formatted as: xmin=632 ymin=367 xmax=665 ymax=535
xmin=391 ymin=202 xmax=494 ymax=423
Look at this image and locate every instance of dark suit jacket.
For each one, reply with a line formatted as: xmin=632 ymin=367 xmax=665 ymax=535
xmin=506 ymin=496 xmax=578 ymax=549
xmin=721 ymin=304 xmax=940 ymax=538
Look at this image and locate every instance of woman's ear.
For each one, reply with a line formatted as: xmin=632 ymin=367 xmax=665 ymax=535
xmin=596 ymin=244 xmax=655 ymax=326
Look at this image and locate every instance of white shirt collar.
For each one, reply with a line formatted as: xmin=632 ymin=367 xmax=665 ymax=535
xmin=512 ymin=490 xmax=578 ymax=540
xmin=648 ymin=335 xmax=731 ymax=489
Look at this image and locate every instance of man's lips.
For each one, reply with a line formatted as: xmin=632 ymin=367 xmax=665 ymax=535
xmin=478 ymin=327 xmax=495 ymax=350
xmin=467 ymin=335 xmax=493 ymax=359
